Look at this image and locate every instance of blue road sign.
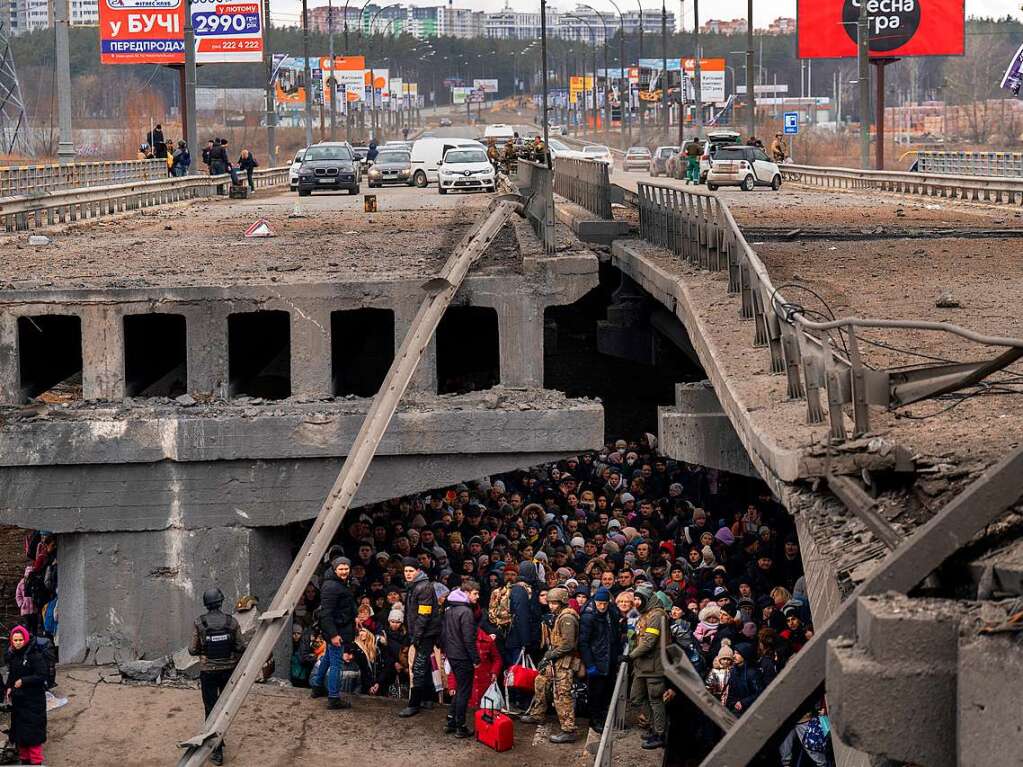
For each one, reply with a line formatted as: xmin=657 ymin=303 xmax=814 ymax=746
xmin=783 ymin=112 xmax=799 ymax=135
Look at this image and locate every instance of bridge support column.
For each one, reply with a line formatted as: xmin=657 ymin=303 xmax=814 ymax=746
xmin=81 ymin=305 xmax=125 ymax=401
xmin=496 ymin=297 xmax=544 ymax=388
xmin=183 ymin=304 xmax=229 ymax=399
xmin=0 ymin=312 xmax=19 ymax=404
xmin=290 ymin=303 xmax=332 ymax=398
xmin=395 ymin=299 xmax=436 ymax=393
xmin=59 ymin=524 xmax=293 ymax=667
xmin=658 ymin=381 xmax=757 ymax=478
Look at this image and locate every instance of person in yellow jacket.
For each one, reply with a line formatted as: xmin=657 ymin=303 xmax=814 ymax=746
xmin=627 ymin=584 xmax=667 ymax=750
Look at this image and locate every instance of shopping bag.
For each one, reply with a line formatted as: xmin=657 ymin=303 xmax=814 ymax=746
xmin=481 ymin=680 xmax=506 ymax=711
xmin=504 ymin=650 xmax=539 ymax=691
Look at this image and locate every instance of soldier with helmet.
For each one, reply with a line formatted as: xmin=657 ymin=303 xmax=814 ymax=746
xmin=188 ymin=587 xmax=246 ymax=765
xmin=626 ymin=584 xmax=668 ymax=750
xmin=520 ymin=586 xmax=580 ymax=744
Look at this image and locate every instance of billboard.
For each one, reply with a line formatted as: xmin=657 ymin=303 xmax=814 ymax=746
xmin=99 ymin=0 xmax=185 ymax=64
xmin=192 ymin=0 xmax=263 ymax=63
xmin=274 ymin=56 xmax=323 ymax=109
xmin=473 ymin=78 xmax=498 ymax=94
xmin=797 ymin=0 xmax=965 ymax=59
xmin=683 ymin=58 xmax=726 ymax=103
xmin=320 ymin=56 xmax=365 ymax=105
xmin=639 ymin=58 xmax=682 ymax=71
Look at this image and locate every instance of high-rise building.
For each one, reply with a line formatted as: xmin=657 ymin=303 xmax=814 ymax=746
xmin=13 ymin=0 xmax=97 ymax=33
xmin=485 ymin=2 xmax=541 ymax=39
xmin=767 ymin=17 xmax=795 ymax=35
xmin=556 ymin=5 xmax=673 ymax=44
xmin=700 ymin=18 xmax=748 ymax=35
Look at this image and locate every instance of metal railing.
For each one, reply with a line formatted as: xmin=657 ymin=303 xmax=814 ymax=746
xmin=0 ymin=159 xmax=167 ymax=196
xmin=593 ymin=661 xmax=629 ymax=767
xmin=917 ymin=151 xmax=1023 ymax=177
xmin=782 ymin=163 xmax=1023 ymax=205
xmin=517 ymin=159 xmax=556 ymax=253
xmin=636 ymin=181 xmax=1023 ymax=442
xmin=0 ymin=166 xmax=290 ymax=231
xmin=554 ymin=156 xmax=612 ymax=220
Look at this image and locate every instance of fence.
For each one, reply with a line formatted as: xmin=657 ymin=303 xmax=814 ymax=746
xmin=0 ymin=159 xmax=167 ymax=197
xmin=782 ymin=163 xmax=1023 ymax=205
xmin=516 ymin=159 xmax=556 ymax=254
xmin=593 ymin=662 xmax=630 ymax=767
xmin=917 ymin=151 xmax=1023 ymax=177
xmin=553 ymin=156 xmax=612 ymax=219
xmin=635 ymin=181 xmax=1023 ymax=442
xmin=0 ymin=166 xmax=290 ymax=232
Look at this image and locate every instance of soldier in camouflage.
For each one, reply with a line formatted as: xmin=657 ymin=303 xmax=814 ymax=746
xmin=520 ymin=587 xmax=580 ymax=743
xmin=627 ymin=584 xmax=668 ymax=750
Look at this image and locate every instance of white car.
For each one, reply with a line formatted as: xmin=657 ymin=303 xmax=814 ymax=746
xmin=288 ymin=148 xmax=307 ymax=190
xmin=437 ymin=146 xmax=496 ymax=194
xmin=700 ymin=129 xmax=742 ymax=183
xmin=410 ymin=137 xmax=484 ymax=187
xmin=706 ymin=145 xmax=782 ymax=192
xmin=547 ymin=138 xmax=587 ymax=163
xmin=582 ymin=144 xmax=614 ymax=173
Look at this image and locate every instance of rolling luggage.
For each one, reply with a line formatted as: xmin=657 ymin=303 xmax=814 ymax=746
xmin=475 ymin=702 xmax=514 ymax=752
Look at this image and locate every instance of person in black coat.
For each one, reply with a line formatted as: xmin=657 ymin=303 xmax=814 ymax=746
xmin=317 ymin=557 xmax=358 ymax=709
xmin=578 ymin=587 xmax=622 ymax=734
xmin=237 ymin=149 xmax=258 ymax=191
xmin=4 ymin=625 xmax=47 ymax=765
xmin=440 ymin=583 xmax=481 ymax=737
xmin=400 ymin=557 xmax=441 ymax=717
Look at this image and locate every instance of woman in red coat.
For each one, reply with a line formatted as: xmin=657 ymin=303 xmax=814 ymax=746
xmin=470 ymin=628 xmax=503 ymax=708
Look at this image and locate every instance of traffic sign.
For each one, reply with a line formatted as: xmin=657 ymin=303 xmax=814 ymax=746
xmin=244 ymin=218 xmax=275 ymax=238
xmin=784 ymin=112 xmax=799 ymax=135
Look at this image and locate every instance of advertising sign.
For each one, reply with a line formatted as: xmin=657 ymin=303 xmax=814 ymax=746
xmin=365 ymin=68 xmax=389 ymax=104
xmin=639 ymin=58 xmax=682 ymax=71
xmin=784 ymin=112 xmax=800 ymax=134
xmin=274 ymin=56 xmax=322 ymax=109
xmin=683 ymin=58 xmax=726 ymax=103
xmin=797 ymin=0 xmax=965 ymax=59
xmin=452 ymin=86 xmax=470 ymax=104
xmin=320 ymin=56 xmax=365 ymax=105
xmin=191 ymin=0 xmax=263 ymax=63
xmin=569 ymin=75 xmax=593 ymax=104
xmin=473 ymin=78 xmax=499 ymax=94
xmin=99 ymin=0 xmax=185 ymax=64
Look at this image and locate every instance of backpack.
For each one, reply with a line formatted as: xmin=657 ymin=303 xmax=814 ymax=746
xmin=800 ymin=716 xmax=829 ymax=753
xmin=34 ymin=637 xmax=57 ymax=690
xmin=24 ymin=571 xmax=48 ymax=606
xmin=200 ymin=614 xmax=234 ymax=661
xmin=488 ymin=586 xmax=511 ymax=629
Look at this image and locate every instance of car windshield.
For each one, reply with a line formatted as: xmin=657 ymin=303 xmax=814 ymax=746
xmin=377 ymin=152 xmax=410 ymax=164
xmin=628 ymin=148 xmax=651 ymax=156
xmin=549 ymin=139 xmax=568 ymax=151
xmin=305 ymin=145 xmax=353 ymax=161
xmin=444 ymin=149 xmax=487 ymax=164
xmin=584 ymin=146 xmax=610 ymax=155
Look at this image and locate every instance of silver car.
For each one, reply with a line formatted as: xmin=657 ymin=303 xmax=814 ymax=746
xmin=367 ymin=149 xmax=413 ymax=187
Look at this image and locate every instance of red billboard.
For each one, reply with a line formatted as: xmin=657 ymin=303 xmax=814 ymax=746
xmin=99 ymin=0 xmax=185 ymax=65
xmin=797 ymin=0 xmax=965 ymax=59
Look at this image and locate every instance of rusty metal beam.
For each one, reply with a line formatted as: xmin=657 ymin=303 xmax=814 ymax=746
xmin=826 ymin=474 xmax=902 ymax=550
xmin=698 ymin=445 xmax=1023 ymax=767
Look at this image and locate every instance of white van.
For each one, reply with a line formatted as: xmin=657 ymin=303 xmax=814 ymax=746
xmin=410 ymin=137 xmax=484 ymax=187
xmin=483 ymin=124 xmax=515 ymax=142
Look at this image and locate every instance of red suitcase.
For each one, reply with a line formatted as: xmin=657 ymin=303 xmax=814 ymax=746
xmin=475 ymin=704 xmax=514 ymax=752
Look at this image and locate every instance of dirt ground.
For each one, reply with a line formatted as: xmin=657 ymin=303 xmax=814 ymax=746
xmin=42 ymin=666 xmax=656 ymax=767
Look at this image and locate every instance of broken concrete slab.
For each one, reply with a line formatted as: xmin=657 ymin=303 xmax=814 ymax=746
xmin=118 ymin=657 xmax=169 ymax=683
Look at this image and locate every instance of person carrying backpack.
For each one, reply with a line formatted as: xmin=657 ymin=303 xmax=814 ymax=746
xmin=188 ymin=587 xmax=245 ymax=765
xmin=4 ymin=625 xmax=48 ymax=765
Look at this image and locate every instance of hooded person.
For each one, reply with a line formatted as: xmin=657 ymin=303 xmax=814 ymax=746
xmin=505 ymin=560 xmax=542 ymax=669
xmin=578 ymin=586 xmax=622 ymax=734
xmin=4 ymin=625 xmax=47 ymax=766
xmin=400 ymin=556 xmax=442 ymax=718
xmin=441 ymin=584 xmax=481 ymax=738
xmin=627 ymin=584 xmax=668 ymax=750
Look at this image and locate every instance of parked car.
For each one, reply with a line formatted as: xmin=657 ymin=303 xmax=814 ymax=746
xmin=648 ymin=145 xmax=678 ymax=177
xmin=437 ymin=146 xmax=496 ymax=194
xmin=582 ymin=144 xmax=614 ymax=173
xmin=438 ymin=117 xmax=453 ymax=127
xmin=296 ymin=142 xmax=361 ymax=196
xmin=706 ymin=145 xmax=782 ymax=192
xmin=699 ymin=129 xmax=742 ymax=183
xmin=623 ymin=146 xmax=652 ymax=171
xmin=547 ymin=138 xmax=587 ymax=164
xmin=484 ymin=124 xmax=515 ymax=142
xmin=288 ymin=148 xmax=307 ymax=190
xmin=367 ymin=149 xmax=413 ymax=187
xmin=409 ymin=137 xmax=484 ymax=187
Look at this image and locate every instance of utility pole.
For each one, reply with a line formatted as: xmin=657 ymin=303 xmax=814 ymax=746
xmin=637 ymin=1 xmax=644 ymax=144
xmin=302 ymin=0 xmax=314 ymax=147
xmin=693 ymin=0 xmax=702 ymax=139
xmin=858 ymin=0 xmax=871 ymax=169
xmin=661 ymin=0 xmax=668 ymax=134
xmin=328 ymin=0 xmax=337 ymax=140
xmin=184 ymin=0 xmax=198 ymax=171
xmin=53 ymin=0 xmax=75 ymax=163
xmin=263 ymin=0 xmax=276 ymax=164
xmin=745 ymin=0 xmax=754 ymax=140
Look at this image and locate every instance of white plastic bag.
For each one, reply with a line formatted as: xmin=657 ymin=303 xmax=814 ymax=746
xmin=481 ymin=679 xmax=505 ymax=711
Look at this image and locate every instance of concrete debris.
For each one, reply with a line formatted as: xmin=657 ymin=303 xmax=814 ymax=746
xmin=28 ymin=235 xmax=51 ymax=246
xmin=118 ymin=656 xmax=170 ymax=683
xmin=935 ymin=291 xmax=961 ymax=308
xmin=174 ymin=393 xmax=197 ymax=407
xmin=235 ymin=607 xmax=261 ymax=640
xmin=171 ymin=648 xmax=201 ymax=680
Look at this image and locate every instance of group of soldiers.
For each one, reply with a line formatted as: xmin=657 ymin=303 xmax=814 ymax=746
xmin=486 ymin=135 xmax=547 ymax=174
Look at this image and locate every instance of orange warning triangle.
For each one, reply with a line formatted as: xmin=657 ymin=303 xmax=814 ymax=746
xmin=245 ymin=218 xmax=275 ymax=238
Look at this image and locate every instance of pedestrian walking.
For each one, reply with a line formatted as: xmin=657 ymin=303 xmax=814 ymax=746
xmin=627 ymin=584 xmax=668 ymax=750
xmin=441 ymin=582 xmax=480 ymax=738
xmin=399 ymin=557 xmax=441 ymax=717
xmin=313 ymin=556 xmax=358 ymax=709
xmin=520 ymin=587 xmax=580 ymax=744
xmin=188 ymin=588 xmax=245 ymax=765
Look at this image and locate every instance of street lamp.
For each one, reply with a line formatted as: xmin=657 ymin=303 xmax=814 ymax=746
xmin=635 ymin=0 xmax=645 ymax=143
xmin=367 ymin=13 xmax=401 ymax=139
xmin=606 ymin=0 xmax=629 ymax=147
xmin=541 ymin=0 xmax=550 ymax=162
xmin=582 ymin=5 xmax=611 ymax=139
xmin=565 ymin=13 xmax=598 ymax=136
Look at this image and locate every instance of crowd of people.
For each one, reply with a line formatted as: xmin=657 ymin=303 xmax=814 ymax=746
xmin=136 ymin=124 xmax=260 ymax=190
xmin=278 ymin=437 xmax=833 ymax=765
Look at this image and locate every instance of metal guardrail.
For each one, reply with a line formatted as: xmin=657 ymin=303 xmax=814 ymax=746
xmin=554 ymin=156 xmax=612 ymax=220
xmin=593 ymin=661 xmax=629 ymax=767
xmin=917 ymin=151 xmax=1023 ymax=177
xmin=636 ymin=181 xmax=1023 ymax=442
xmin=782 ymin=163 xmax=1023 ymax=205
xmin=517 ymin=159 xmax=556 ymax=254
xmin=0 ymin=166 xmax=290 ymax=231
xmin=0 ymin=159 xmax=167 ymax=196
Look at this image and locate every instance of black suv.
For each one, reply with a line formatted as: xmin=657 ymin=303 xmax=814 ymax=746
xmin=297 ymin=142 xmax=361 ymax=196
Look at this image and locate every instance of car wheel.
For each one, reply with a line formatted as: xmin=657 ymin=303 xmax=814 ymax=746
xmin=771 ymin=175 xmax=782 ymax=191
xmin=438 ymin=186 xmax=447 ymax=194
xmin=741 ymin=175 xmax=755 ymax=192
xmin=350 ymin=186 xmax=360 ymax=195
xmin=289 ymin=184 xmax=296 ymax=191
xmin=707 ymin=183 xmax=718 ymax=192
xmin=298 ymin=189 xmax=311 ymax=197
xmin=700 ymin=172 xmax=708 ymax=184
xmin=413 ymin=170 xmax=428 ymax=188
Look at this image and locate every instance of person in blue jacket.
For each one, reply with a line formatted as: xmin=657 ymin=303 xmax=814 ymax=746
xmin=578 ymin=587 xmax=622 ymax=734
